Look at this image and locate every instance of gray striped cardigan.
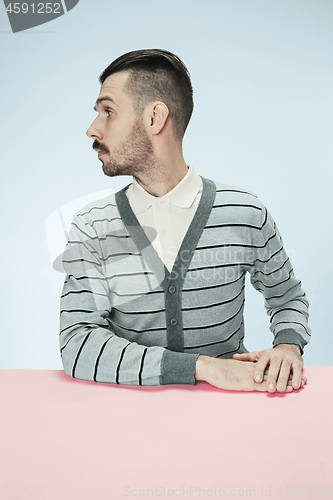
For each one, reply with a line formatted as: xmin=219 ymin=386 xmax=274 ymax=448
xmin=59 ymin=177 xmax=310 ymax=385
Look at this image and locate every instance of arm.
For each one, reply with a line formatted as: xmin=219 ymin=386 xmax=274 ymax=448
xmin=250 ymin=203 xmax=310 ymax=352
xmin=234 ymin=203 xmax=311 ymax=392
xmin=59 ymin=212 xmax=199 ymax=386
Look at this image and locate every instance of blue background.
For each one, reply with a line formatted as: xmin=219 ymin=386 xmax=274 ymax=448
xmin=0 ymin=0 xmax=332 ymax=369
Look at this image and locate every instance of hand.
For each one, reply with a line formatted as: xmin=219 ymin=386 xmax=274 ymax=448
xmin=233 ymin=344 xmax=306 ymax=393
xmin=260 ymin=365 xmax=305 ymax=390
xmin=195 ymin=356 xmax=290 ymax=392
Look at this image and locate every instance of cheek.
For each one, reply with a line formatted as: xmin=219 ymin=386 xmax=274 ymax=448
xmin=108 ymin=121 xmax=131 ymax=143
xmin=102 ymin=124 xmax=117 ymax=148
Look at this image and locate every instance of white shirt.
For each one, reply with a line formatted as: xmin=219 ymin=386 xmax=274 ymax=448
xmin=125 ymin=165 xmax=203 ymax=272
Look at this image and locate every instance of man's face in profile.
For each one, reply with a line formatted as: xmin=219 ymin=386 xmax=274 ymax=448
xmin=86 ymin=70 xmax=155 ymax=177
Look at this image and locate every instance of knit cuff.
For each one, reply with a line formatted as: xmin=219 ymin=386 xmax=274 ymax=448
xmin=273 ymin=329 xmax=307 ymax=356
xmin=160 ymin=350 xmax=201 ymax=385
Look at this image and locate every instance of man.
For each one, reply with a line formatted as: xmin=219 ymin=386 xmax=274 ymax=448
xmin=60 ymin=49 xmax=310 ymax=393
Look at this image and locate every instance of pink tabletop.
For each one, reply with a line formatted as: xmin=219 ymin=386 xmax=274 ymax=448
xmin=0 ymin=367 xmax=332 ymax=500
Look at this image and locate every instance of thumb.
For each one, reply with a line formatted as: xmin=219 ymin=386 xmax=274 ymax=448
xmin=233 ymin=353 xmax=251 ymax=361
xmin=233 ymin=351 xmax=260 ymax=362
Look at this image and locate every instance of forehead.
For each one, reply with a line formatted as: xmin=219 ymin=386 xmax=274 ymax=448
xmin=94 ymin=70 xmax=132 ymax=110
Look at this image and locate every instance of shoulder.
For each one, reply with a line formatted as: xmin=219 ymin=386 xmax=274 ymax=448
xmin=206 ymin=178 xmax=266 ymax=226
xmin=69 ymin=191 xmax=127 ymax=245
xmin=74 ymin=192 xmax=120 ymax=226
xmin=212 ymin=179 xmax=259 ymax=203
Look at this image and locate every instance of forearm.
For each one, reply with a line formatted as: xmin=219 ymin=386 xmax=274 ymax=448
xmin=60 ymin=321 xmax=165 ymax=385
xmin=60 ymin=285 xmax=199 ymax=386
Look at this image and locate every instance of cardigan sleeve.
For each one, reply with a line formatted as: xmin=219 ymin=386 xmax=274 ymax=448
xmin=249 ymin=203 xmax=311 ymax=355
xmin=59 ymin=213 xmax=200 ymax=386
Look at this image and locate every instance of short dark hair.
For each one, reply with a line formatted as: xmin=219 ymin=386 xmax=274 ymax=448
xmin=99 ymin=49 xmax=194 ymax=142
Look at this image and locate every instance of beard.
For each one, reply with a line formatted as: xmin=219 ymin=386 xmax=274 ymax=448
xmin=98 ymin=118 xmax=159 ymax=178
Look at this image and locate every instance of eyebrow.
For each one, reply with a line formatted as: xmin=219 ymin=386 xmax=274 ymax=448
xmin=93 ymin=96 xmax=118 ymax=112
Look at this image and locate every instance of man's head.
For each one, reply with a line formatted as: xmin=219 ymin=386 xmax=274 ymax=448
xmin=99 ymin=49 xmax=194 ymax=142
xmin=86 ymin=49 xmax=193 ymax=179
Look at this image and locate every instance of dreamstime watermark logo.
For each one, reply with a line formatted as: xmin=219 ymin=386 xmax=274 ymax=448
xmin=3 ymin=0 xmax=80 ymax=33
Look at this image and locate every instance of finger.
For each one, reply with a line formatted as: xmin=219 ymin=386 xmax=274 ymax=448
xmin=264 ymin=376 xmax=306 ymax=389
xmin=262 ymin=377 xmax=306 ymax=393
xmin=272 ymin=384 xmax=293 ymax=393
xmin=263 ymin=365 xmax=300 ymax=379
xmin=233 ymin=351 xmax=260 ymax=362
xmin=291 ymin=364 xmax=304 ymax=390
xmin=285 ymin=367 xmax=306 ymax=388
xmin=264 ymin=373 xmax=294 ymax=383
xmin=284 ymin=367 xmax=306 ymax=385
xmin=263 ymin=365 xmax=271 ymax=378
xmin=264 ymin=375 xmax=305 ymax=387
xmin=250 ymin=379 xmax=295 ymax=393
xmin=275 ymin=360 xmax=293 ymax=392
xmin=280 ymin=376 xmax=306 ymax=391
xmin=233 ymin=353 xmax=251 ymax=360
xmin=253 ymin=356 xmax=272 ymax=385
xmin=264 ymin=359 xmax=283 ymax=393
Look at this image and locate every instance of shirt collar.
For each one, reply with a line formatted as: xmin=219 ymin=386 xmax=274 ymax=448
xmin=129 ymin=165 xmax=202 ymax=214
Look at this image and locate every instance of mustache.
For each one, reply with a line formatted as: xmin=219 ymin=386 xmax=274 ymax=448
xmin=92 ymin=140 xmax=109 ymax=154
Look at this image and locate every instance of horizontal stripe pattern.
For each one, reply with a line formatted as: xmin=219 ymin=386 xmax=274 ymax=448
xmin=59 ymin=180 xmax=310 ymax=386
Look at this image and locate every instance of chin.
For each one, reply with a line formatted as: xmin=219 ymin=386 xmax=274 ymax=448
xmin=102 ymin=164 xmax=124 ymax=178
xmin=103 ymin=170 xmax=119 ymax=178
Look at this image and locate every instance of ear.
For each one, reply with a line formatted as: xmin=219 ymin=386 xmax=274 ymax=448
xmin=145 ymin=101 xmax=169 ymax=136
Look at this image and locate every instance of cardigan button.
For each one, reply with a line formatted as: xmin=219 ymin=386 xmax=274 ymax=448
xmin=168 ymin=285 xmax=176 ymax=293
xmin=170 ymin=318 xmax=178 ymax=326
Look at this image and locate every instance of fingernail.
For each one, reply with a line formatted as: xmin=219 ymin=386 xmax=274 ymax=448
xmin=294 ymin=381 xmax=299 ymax=387
xmin=269 ymin=383 xmax=274 ymax=390
xmin=255 ymin=375 xmax=261 ymax=381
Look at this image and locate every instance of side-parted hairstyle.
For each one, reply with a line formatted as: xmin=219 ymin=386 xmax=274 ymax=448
xmin=99 ymin=49 xmax=194 ymax=142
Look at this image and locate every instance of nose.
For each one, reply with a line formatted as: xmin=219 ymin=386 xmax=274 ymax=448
xmin=86 ymin=116 xmax=103 ymax=140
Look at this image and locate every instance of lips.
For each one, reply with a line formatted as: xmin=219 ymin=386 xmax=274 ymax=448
xmin=93 ymin=141 xmax=108 ymax=158
xmin=93 ymin=148 xmax=106 ymax=157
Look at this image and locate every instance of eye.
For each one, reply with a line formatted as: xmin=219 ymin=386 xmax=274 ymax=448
xmin=106 ymin=109 xmax=113 ymax=117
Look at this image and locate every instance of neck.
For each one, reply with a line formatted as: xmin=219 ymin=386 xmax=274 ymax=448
xmin=133 ymin=148 xmax=189 ymax=197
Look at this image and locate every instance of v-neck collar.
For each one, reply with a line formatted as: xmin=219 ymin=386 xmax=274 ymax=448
xmin=115 ymin=176 xmax=216 ymax=290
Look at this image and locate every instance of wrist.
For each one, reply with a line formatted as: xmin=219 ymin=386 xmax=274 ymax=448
xmin=195 ymin=355 xmax=217 ymax=382
xmin=274 ymin=343 xmax=302 ymax=356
